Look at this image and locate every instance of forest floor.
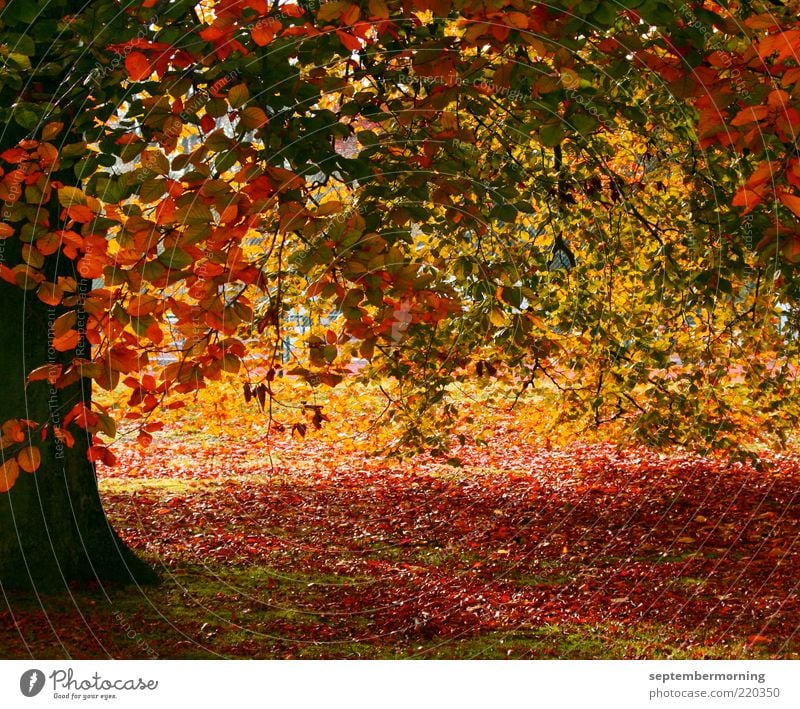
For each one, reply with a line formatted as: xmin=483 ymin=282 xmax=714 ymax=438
xmin=2 ymin=403 xmax=799 ymax=659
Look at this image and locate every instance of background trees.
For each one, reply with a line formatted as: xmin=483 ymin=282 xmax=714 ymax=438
xmin=2 ymin=0 xmax=800 ymax=586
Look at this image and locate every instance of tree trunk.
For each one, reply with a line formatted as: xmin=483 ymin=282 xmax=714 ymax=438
xmin=0 ymin=232 xmax=158 ymax=591
xmin=0 ymin=11 xmax=158 ymax=589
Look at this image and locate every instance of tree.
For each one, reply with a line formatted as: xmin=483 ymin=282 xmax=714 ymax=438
xmin=2 ymin=0 xmax=800 ymax=589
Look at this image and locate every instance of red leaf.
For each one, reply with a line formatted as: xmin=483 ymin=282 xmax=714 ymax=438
xmin=336 ymin=30 xmax=362 ymax=52
xmin=125 ymin=51 xmax=152 ymax=81
xmin=87 ymin=445 xmax=117 ymax=466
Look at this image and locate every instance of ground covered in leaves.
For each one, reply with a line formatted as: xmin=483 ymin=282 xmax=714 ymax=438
xmin=2 ymin=411 xmax=799 ymax=659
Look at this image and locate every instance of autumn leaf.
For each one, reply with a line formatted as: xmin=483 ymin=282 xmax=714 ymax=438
xmin=0 ymin=459 xmax=19 ymax=493
xmin=17 ymin=446 xmax=41 ymax=473
xmin=778 ymin=191 xmax=800 ymax=218
xmin=251 ymin=19 xmax=281 ymax=46
xmin=41 ymin=121 xmax=64 ymax=141
xmin=368 ymin=0 xmax=389 ymax=19
xmin=336 ymin=30 xmax=362 ymax=52
xmin=36 ymin=281 xmax=63 ymax=306
xmin=732 ymin=186 xmax=766 ymax=215
xmin=238 ymin=106 xmax=268 ymax=130
xmin=730 ymin=105 xmax=769 ymax=126
xmin=57 ymin=186 xmax=86 ymax=208
xmin=781 ymin=236 xmax=800 ymax=264
xmin=66 ymin=204 xmax=95 ymax=222
xmin=52 ymin=329 xmax=81 ymax=352
xmin=125 ymin=51 xmax=152 ymax=81
xmin=227 ymin=84 xmax=250 ymax=108
xmin=87 ymin=445 xmax=117 ymax=466
xmin=26 ymin=363 xmax=61 ymax=384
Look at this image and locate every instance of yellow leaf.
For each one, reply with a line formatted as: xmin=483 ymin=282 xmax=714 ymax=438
xmin=489 ymin=308 xmax=505 ymax=327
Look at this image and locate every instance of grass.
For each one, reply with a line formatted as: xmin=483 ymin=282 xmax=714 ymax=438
xmin=0 ymin=553 xmax=789 ymax=660
xmin=3 ymin=560 xmax=791 ymax=658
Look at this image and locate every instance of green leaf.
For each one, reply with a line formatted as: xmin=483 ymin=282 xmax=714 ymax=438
xmin=540 ymin=123 xmax=565 ymax=147
xmin=13 ymin=107 xmax=38 ymax=129
xmin=158 ymin=246 xmax=194 ymax=270
xmin=490 ymin=204 xmax=517 ymax=223
xmin=357 ymin=130 xmax=379 ymax=146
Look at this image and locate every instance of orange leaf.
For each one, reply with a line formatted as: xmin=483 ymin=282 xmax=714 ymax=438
xmin=745 ymin=160 xmax=782 ymax=190
xmin=115 ymin=133 xmax=143 ymax=145
xmin=730 ymin=105 xmax=769 ymax=127
xmin=732 ymin=186 xmax=765 ymax=215
xmin=17 ymin=446 xmax=41 ymax=473
xmin=155 ymin=196 xmax=176 ymax=225
xmin=2 ymin=419 xmax=26 ymax=444
xmin=37 ymin=282 xmax=64 ymax=306
xmin=35 ymin=232 xmax=62 ymax=256
xmin=758 ymin=30 xmax=800 ymax=63
xmin=746 ymin=635 xmax=770 ymax=646
xmin=77 ymin=254 xmax=106 ymax=279
xmin=137 ymin=431 xmax=153 ymax=447
xmin=66 ymin=204 xmax=94 ymax=223
xmin=52 ymin=329 xmax=81 ymax=352
xmin=126 ymin=293 xmax=160 ymax=317
xmin=251 ymin=21 xmax=276 ymax=46
xmin=0 ymin=459 xmax=20 ymax=493
xmin=145 ymin=322 xmax=164 ymax=344
xmin=778 ymin=191 xmax=800 ymax=217
xmin=125 ymin=51 xmax=152 ymax=81
xmin=0 ymin=223 xmax=14 ymax=239
xmin=52 ymin=311 xmax=77 ymax=338
xmin=503 ymin=11 xmax=529 ymax=29
xmin=745 ymin=13 xmax=780 ymax=30
xmin=27 ymin=363 xmax=61 ymax=384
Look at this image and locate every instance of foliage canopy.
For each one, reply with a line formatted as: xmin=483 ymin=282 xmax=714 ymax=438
xmin=2 ymin=0 xmax=800 ymax=490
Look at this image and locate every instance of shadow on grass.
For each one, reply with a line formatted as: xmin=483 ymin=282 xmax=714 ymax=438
xmin=0 ymin=556 xmax=788 ymax=660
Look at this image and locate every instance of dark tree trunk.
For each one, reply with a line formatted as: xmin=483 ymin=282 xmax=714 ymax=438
xmin=0 ymin=230 xmax=158 ymax=592
xmin=0 ymin=23 xmax=158 ymax=587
